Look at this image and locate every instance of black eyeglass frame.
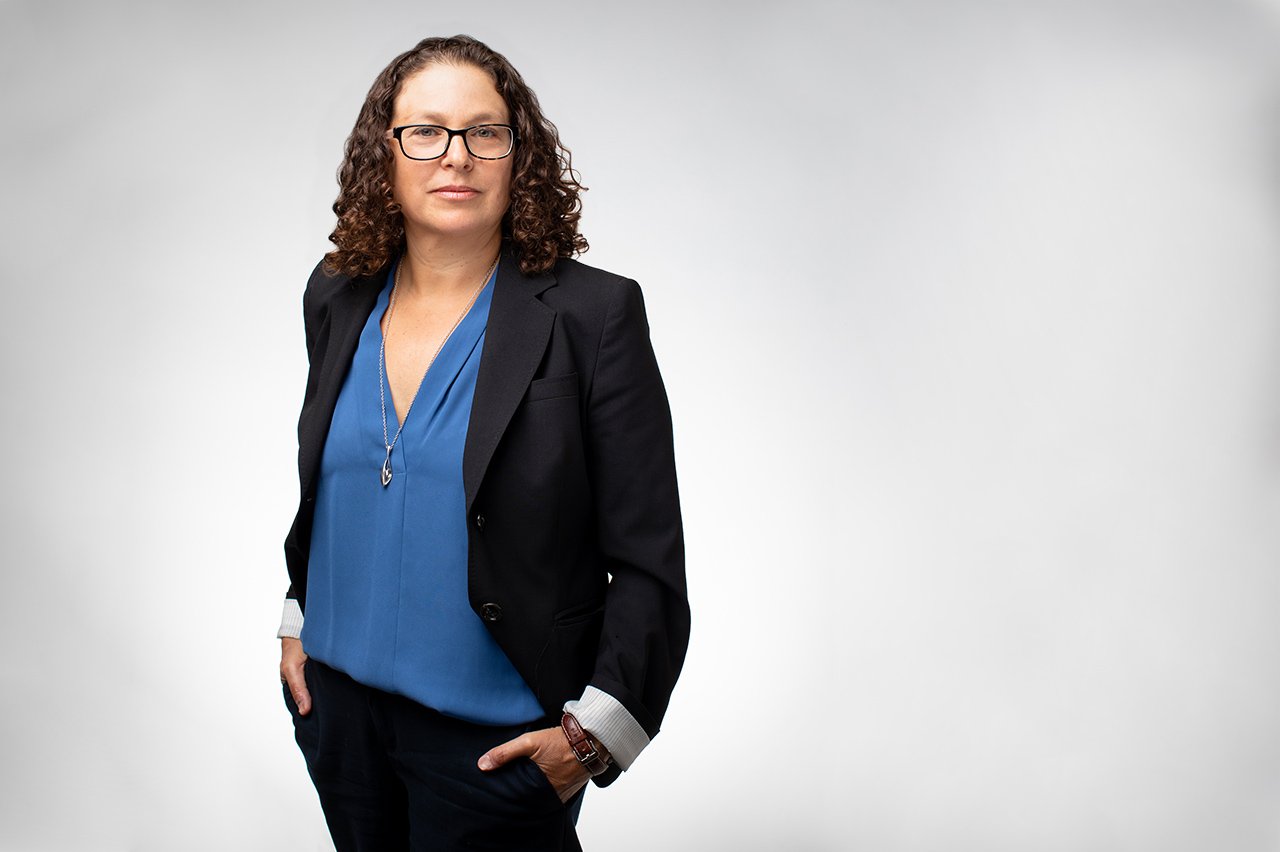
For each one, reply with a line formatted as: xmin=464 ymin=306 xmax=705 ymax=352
xmin=385 ymin=124 xmax=518 ymax=161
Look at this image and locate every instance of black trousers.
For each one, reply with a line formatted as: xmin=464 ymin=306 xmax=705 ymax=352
xmin=284 ymin=658 xmax=585 ymax=851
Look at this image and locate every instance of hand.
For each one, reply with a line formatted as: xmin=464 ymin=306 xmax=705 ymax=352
xmin=280 ymin=637 xmax=311 ymax=715
xmin=478 ymin=727 xmax=594 ymax=803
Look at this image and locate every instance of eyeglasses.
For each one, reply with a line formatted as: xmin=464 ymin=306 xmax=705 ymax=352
xmin=386 ymin=124 xmax=517 ymax=161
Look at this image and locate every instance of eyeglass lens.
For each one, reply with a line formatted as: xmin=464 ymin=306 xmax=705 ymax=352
xmin=400 ymin=125 xmax=513 ymax=159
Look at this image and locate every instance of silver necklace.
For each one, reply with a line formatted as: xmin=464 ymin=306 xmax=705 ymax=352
xmin=377 ymin=253 xmax=498 ymax=487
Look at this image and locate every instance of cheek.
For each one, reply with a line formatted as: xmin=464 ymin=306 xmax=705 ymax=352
xmin=493 ymin=169 xmax=514 ymax=208
xmin=391 ymin=160 xmax=432 ymax=197
xmin=389 ymin=163 xmax=411 ymax=201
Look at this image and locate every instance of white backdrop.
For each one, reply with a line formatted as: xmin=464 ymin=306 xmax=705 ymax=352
xmin=2 ymin=1 xmax=1279 ymax=850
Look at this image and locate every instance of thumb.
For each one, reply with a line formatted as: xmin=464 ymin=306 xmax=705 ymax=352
xmin=478 ymin=732 xmax=535 ymax=772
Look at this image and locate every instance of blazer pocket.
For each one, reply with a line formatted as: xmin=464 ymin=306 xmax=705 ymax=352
xmin=553 ymin=598 xmax=605 ymax=626
xmin=526 ymin=372 xmax=579 ymax=403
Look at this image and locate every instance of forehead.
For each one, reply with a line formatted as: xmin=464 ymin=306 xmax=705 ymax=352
xmin=392 ymin=62 xmax=509 ymax=125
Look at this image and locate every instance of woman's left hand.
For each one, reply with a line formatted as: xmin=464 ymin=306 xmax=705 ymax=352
xmin=478 ymin=727 xmax=592 ymax=803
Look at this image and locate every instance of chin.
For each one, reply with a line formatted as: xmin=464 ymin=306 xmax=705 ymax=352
xmin=411 ymin=212 xmax=506 ymax=240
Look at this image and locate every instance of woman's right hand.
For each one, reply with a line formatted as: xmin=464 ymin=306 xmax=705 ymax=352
xmin=280 ymin=637 xmax=312 ymax=715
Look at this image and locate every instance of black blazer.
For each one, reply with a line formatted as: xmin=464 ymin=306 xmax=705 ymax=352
xmin=282 ymin=242 xmax=689 ymax=785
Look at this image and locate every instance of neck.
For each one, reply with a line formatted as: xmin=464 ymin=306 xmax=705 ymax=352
xmin=398 ymin=227 xmax=503 ymax=299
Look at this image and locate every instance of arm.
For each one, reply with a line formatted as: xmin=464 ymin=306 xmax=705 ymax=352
xmin=578 ymin=277 xmax=689 ymax=754
xmin=479 ymin=278 xmax=689 ymax=791
xmin=278 ymin=262 xmax=327 ymax=714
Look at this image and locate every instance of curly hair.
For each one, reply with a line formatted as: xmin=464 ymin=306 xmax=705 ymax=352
xmin=324 ymin=35 xmax=588 ymax=278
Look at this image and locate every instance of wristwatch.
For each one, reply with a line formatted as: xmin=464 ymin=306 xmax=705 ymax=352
xmin=560 ymin=712 xmax=612 ymax=776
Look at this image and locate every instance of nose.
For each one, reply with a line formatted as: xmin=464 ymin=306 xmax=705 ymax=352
xmin=439 ymin=131 xmax=473 ymax=169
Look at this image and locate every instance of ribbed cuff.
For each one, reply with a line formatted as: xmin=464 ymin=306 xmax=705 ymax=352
xmin=563 ymin=685 xmax=650 ymax=771
xmin=276 ymin=598 xmax=303 ymax=639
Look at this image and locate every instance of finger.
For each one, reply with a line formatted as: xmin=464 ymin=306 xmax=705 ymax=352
xmin=477 ymin=732 xmax=535 ymax=771
xmin=559 ymin=776 xmax=588 ymax=804
xmin=279 ymin=639 xmax=312 ymax=716
xmin=284 ymin=665 xmax=312 ymax=716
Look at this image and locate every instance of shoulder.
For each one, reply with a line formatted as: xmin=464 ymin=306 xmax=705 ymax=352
xmin=543 ymin=255 xmax=646 ymax=323
xmin=303 ymin=258 xmax=356 ymax=307
xmin=534 ymin=258 xmax=659 ymax=368
xmin=302 ymin=256 xmax=390 ymax=320
xmin=548 ymin=255 xmax=633 ymax=293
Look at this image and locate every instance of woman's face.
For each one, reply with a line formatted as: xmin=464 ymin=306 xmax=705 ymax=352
xmin=388 ymin=62 xmax=514 ymax=245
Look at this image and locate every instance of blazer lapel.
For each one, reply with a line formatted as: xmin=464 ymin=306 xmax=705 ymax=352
xmin=298 ymin=267 xmax=385 ymax=498
xmin=463 ymin=244 xmax=557 ymax=511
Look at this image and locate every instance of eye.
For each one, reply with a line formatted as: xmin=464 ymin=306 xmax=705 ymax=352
xmin=469 ymin=126 xmax=497 ymax=139
xmin=408 ymin=125 xmax=443 ymax=138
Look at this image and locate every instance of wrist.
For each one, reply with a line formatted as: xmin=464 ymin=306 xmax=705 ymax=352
xmin=560 ymin=712 xmax=612 ymax=777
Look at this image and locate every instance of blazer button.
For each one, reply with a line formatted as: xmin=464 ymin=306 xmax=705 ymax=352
xmin=480 ymin=602 xmax=503 ymax=622
xmin=474 ymin=513 xmax=486 ymax=531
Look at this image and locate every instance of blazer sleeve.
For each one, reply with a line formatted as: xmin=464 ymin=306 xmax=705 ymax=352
xmin=581 ymin=278 xmax=690 ymax=741
xmin=281 ymin=260 xmax=329 ymax=608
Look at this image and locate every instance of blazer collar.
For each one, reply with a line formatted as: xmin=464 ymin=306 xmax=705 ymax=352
xmin=298 ymin=261 xmax=385 ymax=498
xmin=463 ymin=242 xmax=557 ymax=510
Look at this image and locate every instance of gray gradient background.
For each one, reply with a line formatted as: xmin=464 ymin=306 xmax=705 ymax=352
xmin=2 ymin=1 xmax=1279 ymax=849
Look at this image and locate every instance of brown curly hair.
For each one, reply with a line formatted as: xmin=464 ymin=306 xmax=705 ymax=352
xmin=324 ymin=35 xmax=588 ymax=278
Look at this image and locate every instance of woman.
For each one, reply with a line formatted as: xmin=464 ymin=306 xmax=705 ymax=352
xmin=276 ymin=35 xmax=689 ymax=851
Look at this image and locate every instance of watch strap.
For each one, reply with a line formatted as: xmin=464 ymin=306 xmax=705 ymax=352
xmin=560 ymin=712 xmax=611 ymax=776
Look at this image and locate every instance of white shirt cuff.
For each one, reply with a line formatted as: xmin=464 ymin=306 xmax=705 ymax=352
xmin=277 ymin=598 xmax=303 ymax=639
xmin=563 ymin=685 xmax=650 ymax=771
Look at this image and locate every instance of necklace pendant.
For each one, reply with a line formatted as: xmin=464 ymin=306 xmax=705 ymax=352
xmin=381 ymin=449 xmax=393 ymax=487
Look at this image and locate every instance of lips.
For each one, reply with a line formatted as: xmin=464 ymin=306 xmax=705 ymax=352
xmin=432 ymin=185 xmax=479 ymax=198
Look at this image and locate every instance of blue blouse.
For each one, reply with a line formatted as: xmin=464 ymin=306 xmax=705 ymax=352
xmin=300 ymin=259 xmax=545 ymax=725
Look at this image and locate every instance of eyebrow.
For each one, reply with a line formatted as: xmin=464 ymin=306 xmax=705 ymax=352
xmin=398 ymin=111 xmax=507 ymax=125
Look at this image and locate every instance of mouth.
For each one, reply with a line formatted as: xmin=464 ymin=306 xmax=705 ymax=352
xmin=432 ymin=185 xmax=480 ymax=199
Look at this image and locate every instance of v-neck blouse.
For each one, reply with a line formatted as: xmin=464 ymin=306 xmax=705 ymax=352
xmin=299 ymin=259 xmax=544 ymax=725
